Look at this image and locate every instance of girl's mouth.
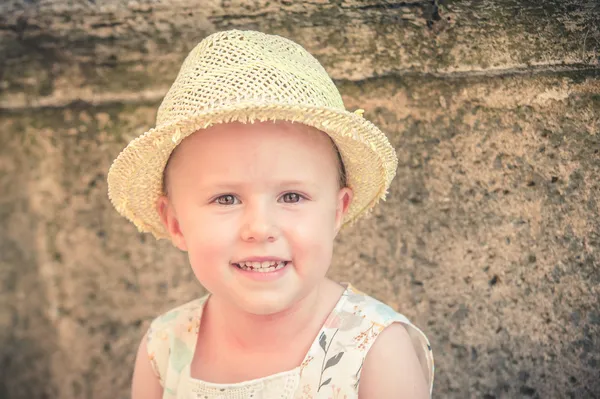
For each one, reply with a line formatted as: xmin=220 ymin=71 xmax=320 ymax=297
xmin=232 ymin=261 xmax=289 ymax=273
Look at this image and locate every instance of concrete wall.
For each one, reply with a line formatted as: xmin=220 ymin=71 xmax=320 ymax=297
xmin=1 ymin=1 xmax=599 ymax=398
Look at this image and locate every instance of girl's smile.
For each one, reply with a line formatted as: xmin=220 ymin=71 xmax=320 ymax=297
xmin=232 ymin=260 xmax=292 ymax=281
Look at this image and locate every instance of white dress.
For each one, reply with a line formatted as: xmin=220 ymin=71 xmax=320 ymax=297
xmin=146 ymin=283 xmax=434 ymax=398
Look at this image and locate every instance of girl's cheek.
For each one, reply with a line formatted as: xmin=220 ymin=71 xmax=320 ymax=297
xmin=185 ymin=216 xmax=232 ymax=263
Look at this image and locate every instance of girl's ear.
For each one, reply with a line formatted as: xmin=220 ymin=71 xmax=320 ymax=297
xmin=156 ymin=196 xmax=188 ymax=251
xmin=334 ymin=187 xmax=354 ymax=237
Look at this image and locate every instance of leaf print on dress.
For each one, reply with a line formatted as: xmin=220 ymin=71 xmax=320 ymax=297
xmin=148 ymin=351 xmax=164 ymax=385
xmin=324 ymin=310 xmax=365 ymax=331
xmin=324 ymin=352 xmax=344 ymax=371
xmin=345 ymin=291 xmax=367 ymax=304
xmin=371 ymin=302 xmax=403 ymax=323
xmin=156 ymin=309 xmax=180 ymax=324
xmin=171 ymin=337 xmax=194 ymax=372
xmin=329 ymin=385 xmax=348 ymax=399
xmin=353 ymin=322 xmax=385 ymax=351
xmin=300 ymin=383 xmax=314 ymax=399
xmin=352 ymin=358 xmax=364 ymax=391
xmin=300 ymin=355 xmax=314 ymax=377
xmin=317 ymin=331 xmax=345 ymax=392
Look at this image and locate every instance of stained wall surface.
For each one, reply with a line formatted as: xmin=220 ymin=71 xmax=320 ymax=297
xmin=1 ymin=1 xmax=599 ymax=398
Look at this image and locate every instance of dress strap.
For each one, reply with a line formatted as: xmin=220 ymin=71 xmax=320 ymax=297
xmin=146 ymin=296 xmax=207 ymax=398
xmin=296 ymin=284 xmax=434 ymax=397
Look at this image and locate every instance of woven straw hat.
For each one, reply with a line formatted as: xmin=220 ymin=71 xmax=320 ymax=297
xmin=107 ymin=30 xmax=398 ymax=240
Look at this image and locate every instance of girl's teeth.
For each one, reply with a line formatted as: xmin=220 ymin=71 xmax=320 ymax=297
xmin=236 ymin=261 xmax=287 ymax=272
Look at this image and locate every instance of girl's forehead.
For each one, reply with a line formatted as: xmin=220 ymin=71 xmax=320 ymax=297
xmin=203 ymin=121 xmax=328 ymax=146
xmin=174 ymin=122 xmax=334 ymax=160
xmin=167 ymin=121 xmax=340 ymax=180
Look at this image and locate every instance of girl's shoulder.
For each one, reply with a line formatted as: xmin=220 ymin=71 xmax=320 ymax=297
xmin=339 ymin=284 xmax=435 ymax=392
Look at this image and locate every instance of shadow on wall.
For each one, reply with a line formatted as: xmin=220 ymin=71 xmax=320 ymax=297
xmin=431 ymin=318 xmax=600 ymax=398
xmin=0 ymin=238 xmax=57 ymax=398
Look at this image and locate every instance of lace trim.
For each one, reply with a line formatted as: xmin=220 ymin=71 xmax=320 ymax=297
xmin=187 ymin=367 xmax=300 ymax=399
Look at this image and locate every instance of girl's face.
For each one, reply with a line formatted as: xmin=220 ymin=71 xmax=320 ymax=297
xmin=158 ymin=121 xmax=352 ymax=315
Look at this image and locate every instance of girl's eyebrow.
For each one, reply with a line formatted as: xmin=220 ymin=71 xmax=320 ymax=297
xmin=275 ymin=180 xmax=315 ymax=189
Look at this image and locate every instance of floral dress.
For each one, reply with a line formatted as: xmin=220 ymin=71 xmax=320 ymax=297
xmin=146 ymin=283 xmax=434 ymax=398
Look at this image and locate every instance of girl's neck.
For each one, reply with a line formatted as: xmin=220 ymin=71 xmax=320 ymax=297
xmin=205 ymin=279 xmax=343 ymax=353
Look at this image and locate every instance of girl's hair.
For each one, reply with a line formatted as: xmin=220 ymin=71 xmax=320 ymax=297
xmin=162 ymin=132 xmax=348 ymax=197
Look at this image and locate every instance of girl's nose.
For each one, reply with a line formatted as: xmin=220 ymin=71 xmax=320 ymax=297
xmin=239 ymin=205 xmax=278 ymax=243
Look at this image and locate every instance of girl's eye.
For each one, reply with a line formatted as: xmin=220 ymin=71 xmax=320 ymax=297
xmin=215 ymin=195 xmax=238 ymax=205
xmin=281 ymin=192 xmax=302 ymax=203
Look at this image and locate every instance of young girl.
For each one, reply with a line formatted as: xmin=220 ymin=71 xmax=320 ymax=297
xmin=108 ymin=30 xmax=434 ymax=398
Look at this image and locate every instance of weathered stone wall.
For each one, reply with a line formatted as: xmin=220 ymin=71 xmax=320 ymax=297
xmin=1 ymin=1 xmax=599 ymax=398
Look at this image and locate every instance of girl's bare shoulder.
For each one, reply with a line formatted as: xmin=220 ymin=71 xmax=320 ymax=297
xmin=358 ymin=323 xmax=429 ymax=399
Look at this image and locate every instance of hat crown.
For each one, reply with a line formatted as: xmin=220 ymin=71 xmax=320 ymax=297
xmin=156 ymin=30 xmax=345 ymax=126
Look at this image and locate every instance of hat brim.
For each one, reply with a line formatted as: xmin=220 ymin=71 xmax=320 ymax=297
xmin=107 ymin=102 xmax=398 ymax=240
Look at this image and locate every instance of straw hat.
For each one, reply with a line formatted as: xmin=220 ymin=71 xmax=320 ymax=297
xmin=107 ymin=30 xmax=398 ymax=240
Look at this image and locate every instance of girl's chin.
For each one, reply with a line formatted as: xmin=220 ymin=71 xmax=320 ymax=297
xmin=232 ymin=289 xmax=304 ymax=316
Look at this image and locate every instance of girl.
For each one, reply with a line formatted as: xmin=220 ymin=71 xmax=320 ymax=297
xmin=108 ymin=30 xmax=434 ymax=399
